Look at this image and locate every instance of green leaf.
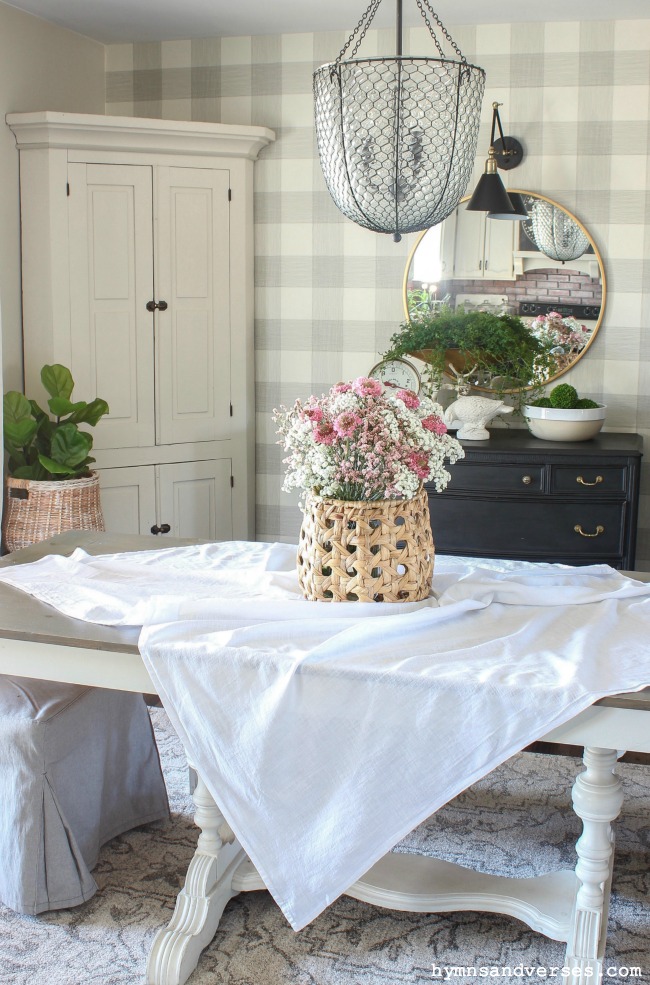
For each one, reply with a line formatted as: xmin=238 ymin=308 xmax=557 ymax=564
xmin=41 ymin=364 xmax=74 ymax=401
xmin=67 ymin=398 xmax=109 ymax=427
xmin=2 ymin=390 xmax=32 ymax=423
xmin=11 ymin=462 xmax=49 ymax=480
xmin=29 ymin=399 xmax=48 ymax=422
xmin=3 ymin=392 xmax=38 ymax=450
xmin=48 ymin=423 xmax=93 ymax=468
xmin=37 ymin=455 xmax=94 ymax=479
xmin=4 ymin=390 xmax=33 ymax=424
xmin=48 ymin=397 xmax=86 ymax=418
xmin=37 ymin=455 xmax=77 ymax=476
xmin=6 ymin=449 xmax=28 ymax=470
xmin=4 ymin=416 xmax=38 ymax=449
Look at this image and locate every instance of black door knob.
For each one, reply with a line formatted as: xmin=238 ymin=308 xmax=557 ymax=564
xmin=150 ymin=523 xmax=171 ymax=535
xmin=146 ymin=300 xmax=168 ymax=312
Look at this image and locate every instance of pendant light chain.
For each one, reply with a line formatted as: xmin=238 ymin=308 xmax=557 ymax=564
xmin=336 ymin=0 xmax=469 ymax=66
xmin=415 ymin=0 xmax=467 ymax=62
xmin=335 ymin=0 xmax=383 ymax=64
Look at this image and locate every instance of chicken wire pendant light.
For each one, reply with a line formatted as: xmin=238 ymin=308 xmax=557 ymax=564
xmin=522 ymin=198 xmax=590 ymax=262
xmin=313 ymin=0 xmax=486 ymax=242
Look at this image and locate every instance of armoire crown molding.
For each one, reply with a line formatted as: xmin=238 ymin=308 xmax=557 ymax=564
xmin=6 ymin=111 xmax=275 ymax=160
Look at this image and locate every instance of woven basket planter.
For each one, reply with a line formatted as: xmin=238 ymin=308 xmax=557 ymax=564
xmin=297 ymin=485 xmax=434 ymax=603
xmin=2 ymin=472 xmax=105 ymax=553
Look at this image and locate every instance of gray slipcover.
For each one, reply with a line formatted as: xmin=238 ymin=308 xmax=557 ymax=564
xmin=0 ymin=676 xmax=169 ymax=914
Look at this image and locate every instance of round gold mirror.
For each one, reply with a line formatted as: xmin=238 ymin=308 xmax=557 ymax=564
xmin=402 ymin=191 xmax=606 ymax=391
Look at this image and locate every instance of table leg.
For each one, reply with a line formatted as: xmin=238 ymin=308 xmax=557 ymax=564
xmin=147 ymin=768 xmax=246 ymax=985
xmin=565 ymin=747 xmax=624 ymax=985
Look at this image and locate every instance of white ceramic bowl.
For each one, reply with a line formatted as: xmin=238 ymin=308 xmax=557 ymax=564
xmin=523 ymin=404 xmax=607 ymax=442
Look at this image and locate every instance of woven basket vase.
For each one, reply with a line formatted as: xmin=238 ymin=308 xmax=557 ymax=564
xmin=297 ymin=485 xmax=434 ymax=603
xmin=2 ymin=472 xmax=105 ymax=553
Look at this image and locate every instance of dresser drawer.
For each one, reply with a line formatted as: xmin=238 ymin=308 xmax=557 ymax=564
xmin=550 ymin=465 xmax=627 ymax=497
xmin=429 ymin=498 xmax=626 ymax=559
xmin=445 ymin=463 xmax=544 ymax=494
xmin=424 ymin=430 xmax=642 ymax=568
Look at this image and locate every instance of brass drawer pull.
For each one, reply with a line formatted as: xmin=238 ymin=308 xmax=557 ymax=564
xmin=576 ymin=475 xmax=603 ymax=486
xmin=574 ymin=524 xmax=604 ymax=538
xmin=522 ymin=475 xmax=532 ymax=485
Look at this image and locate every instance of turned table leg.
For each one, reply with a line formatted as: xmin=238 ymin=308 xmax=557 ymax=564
xmin=565 ymin=747 xmax=624 ymax=985
xmin=147 ymin=767 xmax=246 ymax=985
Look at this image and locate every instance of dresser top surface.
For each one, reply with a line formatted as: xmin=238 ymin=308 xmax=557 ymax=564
xmin=456 ymin=428 xmax=643 ymax=458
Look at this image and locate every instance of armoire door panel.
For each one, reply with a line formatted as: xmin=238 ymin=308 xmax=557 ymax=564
xmin=68 ymin=163 xmax=156 ymax=451
xmin=174 ymin=311 xmax=211 ymax=415
xmin=157 ymin=460 xmax=233 ymax=542
xmin=90 ymin=190 xmax=132 ymax=298
xmin=155 ymin=167 xmax=231 ymax=445
xmin=97 ymin=465 xmax=157 ymax=536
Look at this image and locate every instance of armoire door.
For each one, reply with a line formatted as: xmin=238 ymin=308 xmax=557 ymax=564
xmin=155 ymin=167 xmax=231 ymax=446
xmin=97 ymin=465 xmax=157 ymax=536
xmin=158 ymin=460 xmax=233 ymax=541
xmin=68 ymin=163 xmax=156 ymax=450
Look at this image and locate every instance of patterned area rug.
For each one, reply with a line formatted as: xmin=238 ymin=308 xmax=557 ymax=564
xmin=0 ymin=707 xmax=648 ymax=985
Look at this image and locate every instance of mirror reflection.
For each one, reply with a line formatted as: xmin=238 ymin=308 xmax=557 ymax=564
xmin=403 ymin=191 xmax=605 ymax=390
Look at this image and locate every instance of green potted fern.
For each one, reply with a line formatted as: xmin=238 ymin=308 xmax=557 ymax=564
xmin=384 ymin=306 xmax=556 ymax=407
xmin=2 ymin=364 xmax=109 ymax=551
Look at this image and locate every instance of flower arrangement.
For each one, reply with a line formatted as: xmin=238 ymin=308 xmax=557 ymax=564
xmin=528 ymin=311 xmax=591 ymax=355
xmin=274 ymin=376 xmax=464 ymax=504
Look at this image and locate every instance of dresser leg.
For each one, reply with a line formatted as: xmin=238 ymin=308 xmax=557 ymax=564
xmin=565 ymin=747 xmax=624 ymax=985
xmin=147 ymin=767 xmax=246 ymax=985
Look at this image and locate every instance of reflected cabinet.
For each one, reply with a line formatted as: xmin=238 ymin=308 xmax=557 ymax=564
xmin=426 ymin=430 xmax=642 ymax=570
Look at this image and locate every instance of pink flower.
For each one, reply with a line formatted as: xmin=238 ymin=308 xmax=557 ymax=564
xmin=407 ymin=450 xmax=430 ymax=479
xmin=422 ymin=414 xmax=447 ymax=435
xmin=352 ymin=376 xmax=383 ymax=397
xmin=313 ymin=420 xmax=337 ymax=445
xmin=331 ymin=382 xmax=352 ymax=394
xmin=396 ymin=389 xmax=420 ymax=409
xmin=333 ymin=411 xmax=361 ymax=438
xmin=302 ymin=405 xmax=323 ymax=422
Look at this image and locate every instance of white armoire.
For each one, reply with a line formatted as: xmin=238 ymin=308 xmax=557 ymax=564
xmin=7 ymin=111 xmax=274 ymax=542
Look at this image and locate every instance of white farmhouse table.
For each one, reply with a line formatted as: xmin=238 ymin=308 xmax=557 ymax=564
xmin=0 ymin=531 xmax=648 ymax=985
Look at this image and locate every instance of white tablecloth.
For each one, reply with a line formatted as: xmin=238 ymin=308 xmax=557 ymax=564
xmin=1 ymin=543 xmax=649 ymax=930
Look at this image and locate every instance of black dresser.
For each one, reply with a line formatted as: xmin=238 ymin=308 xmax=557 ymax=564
xmin=426 ymin=429 xmax=643 ymax=569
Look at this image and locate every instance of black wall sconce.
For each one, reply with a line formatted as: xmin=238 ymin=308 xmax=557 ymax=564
xmin=466 ymin=102 xmax=526 ymax=219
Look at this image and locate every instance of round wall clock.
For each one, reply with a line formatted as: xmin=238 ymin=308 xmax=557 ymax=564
xmin=368 ymin=357 xmax=421 ymax=394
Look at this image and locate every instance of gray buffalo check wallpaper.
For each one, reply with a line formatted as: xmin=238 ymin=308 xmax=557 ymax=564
xmin=106 ymin=20 xmax=650 ymax=567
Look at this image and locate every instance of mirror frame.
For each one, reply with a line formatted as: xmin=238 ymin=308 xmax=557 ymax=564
xmin=402 ymin=190 xmax=607 ymax=391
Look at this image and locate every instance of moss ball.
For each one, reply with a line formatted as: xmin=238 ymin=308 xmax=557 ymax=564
xmin=531 ymin=397 xmax=552 ymax=407
xmin=575 ymin=398 xmax=600 ymax=409
xmin=549 ymin=383 xmax=579 ymax=409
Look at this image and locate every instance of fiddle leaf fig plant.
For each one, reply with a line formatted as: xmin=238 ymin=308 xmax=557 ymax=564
xmin=3 ymin=364 xmax=109 ymax=480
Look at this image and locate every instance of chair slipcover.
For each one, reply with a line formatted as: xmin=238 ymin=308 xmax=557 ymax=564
xmin=0 ymin=676 xmax=169 ymax=914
